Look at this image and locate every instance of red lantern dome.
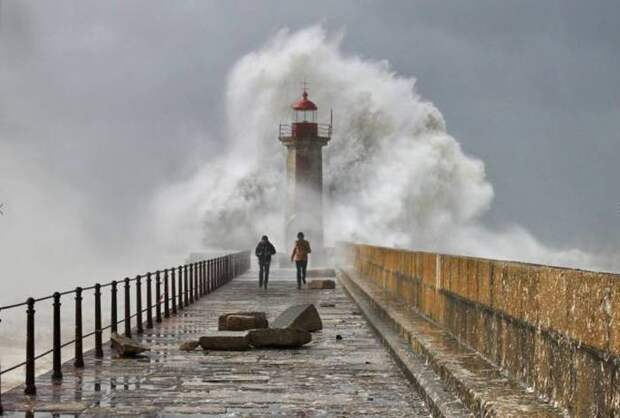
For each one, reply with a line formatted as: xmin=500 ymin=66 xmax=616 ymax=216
xmin=292 ymin=91 xmax=317 ymax=111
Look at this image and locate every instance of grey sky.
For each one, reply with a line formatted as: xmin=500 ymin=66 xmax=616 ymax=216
xmin=1 ymin=0 xmax=619 ymax=268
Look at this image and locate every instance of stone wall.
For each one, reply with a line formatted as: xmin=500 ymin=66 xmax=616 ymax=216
xmin=337 ymin=243 xmax=620 ymax=416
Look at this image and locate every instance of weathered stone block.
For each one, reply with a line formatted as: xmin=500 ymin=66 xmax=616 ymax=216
xmin=179 ymin=340 xmax=200 ymax=352
xmin=537 ymin=267 xmax=568 ymax=332
xmin=444 ymin=256 xmax=455 ymax=293
xmin=248 ymin=328 xmax=312 ymax=348
xmin=571 ymin=350 xmax=600 ymax=417
xmin=490 ymin=261 xmax=506 ymax=311
xmin=521 ymin=267 xmax=540 ymax=324
xmin=225 ymin=315 xmax=266 ymax=331
xmin=567 ymin=272 xmax=611 ymax=351
xmin=415 ymin=252 xmax=423 ymax=280
xmin=466 ymin=258 xmax=479 ymax=301
xmin=477 ymin=260 xmax=491 ymax=306
xmin=272 ymin=304 xmax=323 ymax=332
xmin=503 ymin=263 xmax=525 ymax=320
xmin=611 ymin=281 xmax=620 ymax=355
xmin=307 ymin=279 xmax=336 ymax=289
xmin=458 ymin=257 xmax=469 ymax=298
xmin=548 ymin=337 xmax=575 ymax=410
xmin=218 ymin=311 xmax=268 ymax=331
xmin=111 ymin=333 xmax=150 ymax=357
xmin=199 ymin=332 xmax=251 ymax=351
xmin=422 ymin=253 xmax=436 ymax=285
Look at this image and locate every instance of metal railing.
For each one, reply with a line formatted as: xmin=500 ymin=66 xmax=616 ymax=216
xmin=278 ymin=123 xmax=332 ymax=138
xmin=0 ymin=250 xmax=250 ymax=412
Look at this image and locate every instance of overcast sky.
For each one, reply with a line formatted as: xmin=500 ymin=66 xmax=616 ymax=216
xmin=1 ymin=1 xmax=619 ymax=279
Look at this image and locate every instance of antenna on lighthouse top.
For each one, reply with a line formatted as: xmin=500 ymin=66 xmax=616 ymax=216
xmin=300 ymin=79 xmax=309 ymax=93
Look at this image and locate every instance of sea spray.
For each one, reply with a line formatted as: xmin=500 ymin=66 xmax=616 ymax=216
xmin=152 ymin=25 xmax=617 ymax=271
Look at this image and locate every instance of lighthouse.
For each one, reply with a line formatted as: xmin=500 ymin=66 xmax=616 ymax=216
xmin=278 ymin=87 xmax=332 ymax=265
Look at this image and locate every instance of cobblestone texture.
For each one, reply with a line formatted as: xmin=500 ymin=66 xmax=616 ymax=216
xmin=2 ymin=270 xmax=432 ymax=417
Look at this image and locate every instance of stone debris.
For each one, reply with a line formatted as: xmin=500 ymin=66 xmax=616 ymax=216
xmin=110 ymin=333 xmax=150 ymax=357
xmin=179 ymin=340 xmax=200 ymax=352
xmin=199 ymin=332 xmax=251 ymax=351
xmin=308 ymin=279 xmax=336 ymax=289
xmin=218 ymin=311 xmax=268 ymax=331
xmin=336 ymin=334 xmax=343 ymax=341
xmin=272 ymin=304 xmax=323 ymax=332
xmin=248 ymin=328 xmax=312 ymax=348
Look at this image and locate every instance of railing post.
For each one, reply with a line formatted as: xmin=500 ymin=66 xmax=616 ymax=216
xmin=146 ymin=273 xmax=153 ymax=329
xmin=197 ymin=262 xmax=202 ymax=298
xmin=184 ymin=265 xmax=189 ymax=306
xmin=111 ymin=281 xmax=118 ymax=334
xmin=94 ymin=284 xmax=103 ymax=358
xmin=164 ymin=269 xmax=170 ymax=318
xmin=218 ymin=258 xmax=222 ymax=287
xmin=156 ymin=271 xmax=162 ymax=323
xmin=171 ymin=268 xmax=177 ymax=315
xmin=136 ymin=275 xmax=143 ymax=334
xmin=212 ymin=259 xmax=216 ymax=290
xmin=214 ymin=259 xmax=218 ymax=289
xmin=205 ymin=260 xmax=211 ymax=294
xmin=202 ymin=261 xmax=206 ymax=296
xmin=24 ymin=297 xmax=36 ymax=395
xmin=194 ymin=261 xmax=200 ymax=300
xmin=188 ymin=264 xmax=194 ymax=304
xmin=194 ymin=263 xmax=199 ymax=301
xmin=202 ymin=261 xmax=207 ymax=295
xmin=177 ymin=266 xmax=183 ymax=310
xmin=74 ymin=287 xmax=84 ymax=368
xmin=52 ymin=292 xmax=63 ymax=382
xmin=124 ymin=278 xmax=131 ymax=338
xmin=206 ymin=260 xmax=211 ymax=293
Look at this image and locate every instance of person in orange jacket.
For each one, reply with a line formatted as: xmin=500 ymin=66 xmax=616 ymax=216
xmin=290 ymin=232 xmax=311 ymax=289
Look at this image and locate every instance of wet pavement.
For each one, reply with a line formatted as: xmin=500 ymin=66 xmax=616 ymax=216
xmin=1 ymin=270 xmax=432 ymax=417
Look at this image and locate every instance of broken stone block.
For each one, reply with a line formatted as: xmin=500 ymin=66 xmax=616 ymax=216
xmin=218 ymin=311 xmax=268 ymax=331
xmin=248 ymin=328 xmax=311 ymax=348
xmin=199 ymin=332 xmax=251 ymax=351
xmin=179 ymin=340 xmax=200 ymax=352
xmin=272 ymin=304 xmax=323 ymax=332
xmin=308 ymin=279 xmax=336 ymax=289
xmin=111 ymin=333 xmax=150 ymax=357
xmin=225 ymin=314 xmax=268 ymax=331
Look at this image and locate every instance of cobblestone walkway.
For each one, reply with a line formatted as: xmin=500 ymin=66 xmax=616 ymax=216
xmin=2 ymin=270 xmax=432 ymax=417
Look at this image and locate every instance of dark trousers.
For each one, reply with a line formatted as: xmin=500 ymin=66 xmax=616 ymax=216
xmin=295 ymin=260 xmax=308 ymax=288
xmin=259 ymin=261 xmax=270 ymax=288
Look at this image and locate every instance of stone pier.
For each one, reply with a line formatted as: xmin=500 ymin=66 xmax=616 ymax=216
xmin=1 ymin=270 xmax=431 ymax=417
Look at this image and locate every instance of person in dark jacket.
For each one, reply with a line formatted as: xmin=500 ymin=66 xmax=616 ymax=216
xmin=255 ymin=235 xmax=276 ymax=289
xmin=290 ymin=232 xmax=311 ymax=289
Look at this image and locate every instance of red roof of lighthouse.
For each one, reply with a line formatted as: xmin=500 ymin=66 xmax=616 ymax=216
xmin=292 ymin=90 xmax=317 ymax=111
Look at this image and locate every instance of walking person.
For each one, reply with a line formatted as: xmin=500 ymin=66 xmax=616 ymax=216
xmin=290 ymin=232 xmax=311 ymax=289
xmin=255 ymin=235 xmax=276 ymax=289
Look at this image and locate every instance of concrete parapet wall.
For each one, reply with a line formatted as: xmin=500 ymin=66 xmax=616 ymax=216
xmin=337 ymin=242 xmax=620 ymax=417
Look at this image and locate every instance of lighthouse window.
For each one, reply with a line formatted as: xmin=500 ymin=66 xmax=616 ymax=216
xmin=294 ymin=109 xmax=317 ymax=123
